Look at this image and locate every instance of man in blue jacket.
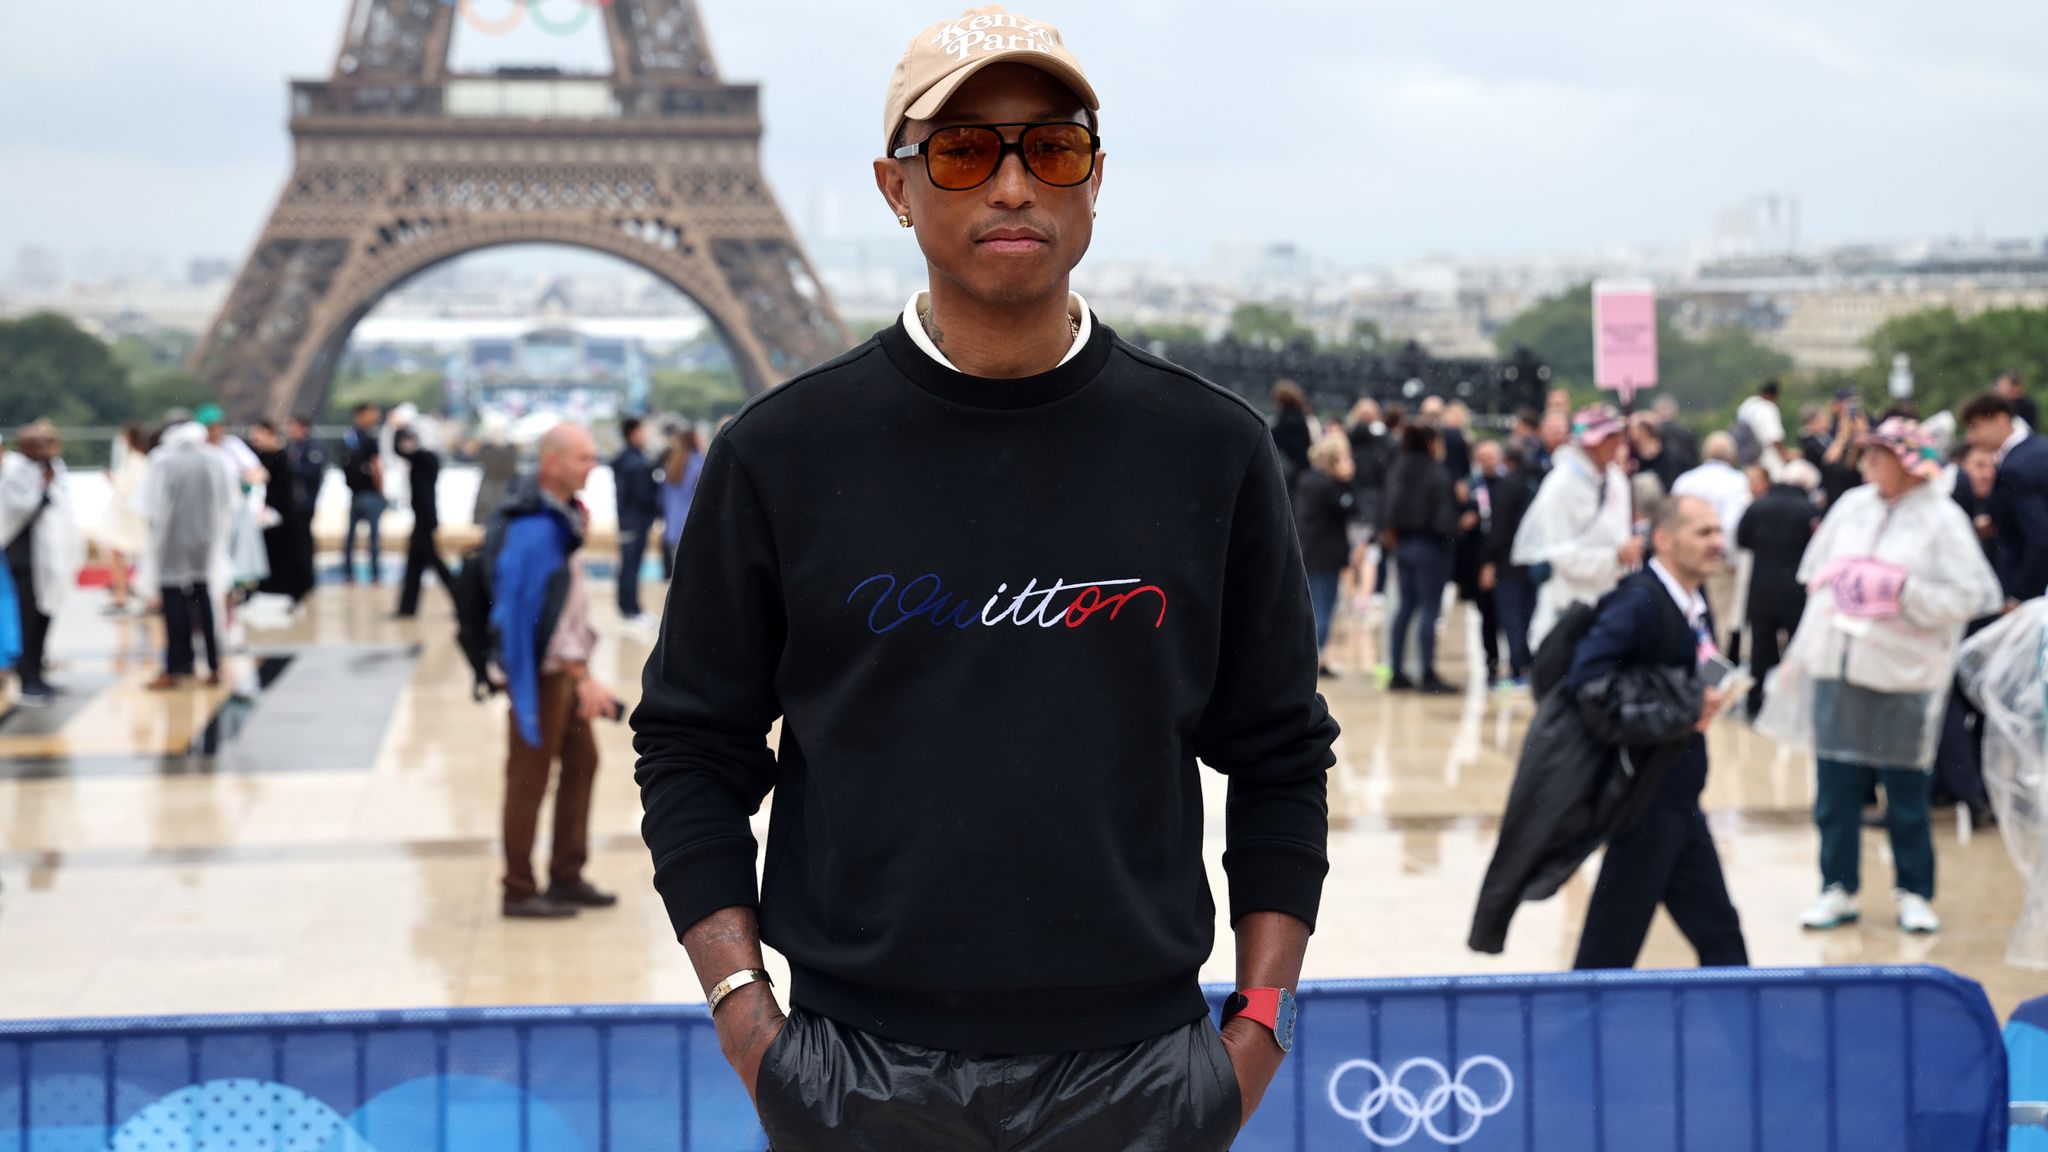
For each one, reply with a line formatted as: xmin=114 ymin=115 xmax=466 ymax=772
xmin=490 ymin=424 xmax=621 ymax=919
xmin=1963 ymin=392 xmax=2048 ymax=610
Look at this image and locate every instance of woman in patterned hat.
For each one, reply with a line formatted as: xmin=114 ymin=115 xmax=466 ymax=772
xmin=1757 ymin=417 xmax=2002 ymax=935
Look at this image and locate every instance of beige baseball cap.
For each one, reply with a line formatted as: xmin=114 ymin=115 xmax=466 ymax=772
xmin=882 ymin=5 xmax=1099 ymax=151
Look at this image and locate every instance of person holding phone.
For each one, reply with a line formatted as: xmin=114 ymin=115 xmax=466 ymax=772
xmin=1568 ymin=495 xmax=1749 ymax=970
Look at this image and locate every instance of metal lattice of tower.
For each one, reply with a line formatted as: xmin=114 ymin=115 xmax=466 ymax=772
xmin=193 ymin=0 xmax=852 ymax=421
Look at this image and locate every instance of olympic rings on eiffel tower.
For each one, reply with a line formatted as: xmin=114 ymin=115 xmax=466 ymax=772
xmin=455 ymin=0 xmax=612 ymax=37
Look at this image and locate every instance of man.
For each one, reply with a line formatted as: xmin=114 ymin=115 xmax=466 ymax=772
xmin=1482 ymin=443 xmax=1539 ymax=688
xmin=610 ymin=416 xmax=664 ymax=626
xmin=1510 ymin=408 xmax=1546 ymax=475
xmin=634 ymin=10 xmax=1336 ymax=1147
xmin=1571 ymin=495 xmax=1748 ymax=970
xmin=250 ymin=422 xmax=308 ymax=604
xmin=1629 ymin=412 xmax=1682 ymax=494
xmin=1456 ymin=439 xmax=1506 ymax=686
xmin=392 ymin=426 xmax=454 ymax=618
xmin=1735 ymin=379 xmax=1787 ymax=480
xmin=1511 ymin=404 xmax=1638 ymax=649
xmin=1736 ymin=459 xmax=1820 ymax=718
xmin=1344 ymin=398 xmax=1390 ymax=549
xmin=1936 ymin=444 xmax=2000 ymax=826
xmin=143 ymin=421 xmax=232 ymax=690
xmin=0 ymin=421 xmax=81 ymax=706
xmin=339 ymin=403 xmax=385 ymax=585
xmin=1536 ymin=409 xmax=1570 ymax=476
xmin=1955 ymin=444 xmax=1999 ymax=567
xmin=1962 ymin=392 xmax=2048 ymax=610
xmin=1421 ymin=395 xmax=1470 ymax=479
xmin=1653 ymin=396 xmax=1699 ymax=476
xmin=1997 ymin=371 xmax=2039 ymax=430
xmin=1670 ymin=432 xmax=1753 ymax=652
xmin=489 ymin=424 xmax=621 ymax=919
xmin=284 ymin=416 xmax=327 ymax=603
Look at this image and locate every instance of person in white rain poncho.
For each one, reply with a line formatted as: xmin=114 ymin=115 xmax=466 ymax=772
xmin=1510 ymin=404 xmax=1639 ymax=649
xmin=142 ymin=422 xmax=234 ymax=689
xmin=1956 ymin=600 xmax=2048 ymax=969
xmin=0 ymin=421 xmax=85 ymax=705
xmin=1756 ymin=418 xmax=2002 ymax=936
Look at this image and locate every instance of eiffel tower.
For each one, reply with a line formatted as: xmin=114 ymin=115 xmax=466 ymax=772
xmin=193 ymin=0 xmax=851 ymax=421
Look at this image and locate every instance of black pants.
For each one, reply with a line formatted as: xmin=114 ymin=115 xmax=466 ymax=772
xmin=618 ymin=520 xmax=651 ymax=618
xmin=11 ymin=566 xmax=48 ymax=688
xmin=1933 ymin=680 xmax=1989 ymax=812
xmin=396 ymin=525 xmax=454 ymax=617
xmin=261 ymin=515 xmax=316 ymax=603
xmin=1575 ymin=804 xmax=1749 ymax=970
xmin=1471 ymin=587 xmax=1500 ymax=682
xmin=1746 ymin=598 xmax=1803 ymax=716
xmin=161 ymin=582 xmax=219 ymax=678
xmin=1495 ymin=573 xmax=1536 ymax=679
xmin=756 ymin=1010 xmax=1240 ymax=1152
xmin=294 ymin=515 xmax=318 ymax=598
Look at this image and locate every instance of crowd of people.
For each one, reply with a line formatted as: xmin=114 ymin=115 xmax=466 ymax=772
xmin=1277 ymin=369 xmax=2043 ymax=950
xmin=0 ymin=403 xmax=714 ymax=703
xmin=0 ymin=2 xmax=2037 ymax=1136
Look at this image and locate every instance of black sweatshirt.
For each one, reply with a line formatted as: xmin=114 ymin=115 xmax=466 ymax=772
xmin=633 ymin=316 xmax=1338 ymax=1055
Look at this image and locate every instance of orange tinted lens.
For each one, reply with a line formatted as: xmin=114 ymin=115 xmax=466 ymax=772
xmin=924 ymin=127 xmax=1003 ymax=189
xmin=1021 ymin=124 xmax=1094 ymax=185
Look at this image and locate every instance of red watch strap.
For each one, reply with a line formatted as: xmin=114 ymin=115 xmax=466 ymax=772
xmin=1231 ymin=987 xmax=1284 ymax=1031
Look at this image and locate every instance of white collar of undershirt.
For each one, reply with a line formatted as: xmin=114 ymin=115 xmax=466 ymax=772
xmin=901 ymin=291 xmax=1092 ymax=373
xmin=1649 ymin=558 xmax=1708 ymax=627
xmin=1999 ymin=421 xmax=2030 ymax=465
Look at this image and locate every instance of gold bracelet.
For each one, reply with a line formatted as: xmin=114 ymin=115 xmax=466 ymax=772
xmin=707 ymin=967 xmax=772 ymax=1015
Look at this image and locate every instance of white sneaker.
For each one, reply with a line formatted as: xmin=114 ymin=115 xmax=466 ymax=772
xmin=1799 ymin=885 xmax=1860 ymax=930
xmin=1896 ymin=891 xmax=1940 ymax=934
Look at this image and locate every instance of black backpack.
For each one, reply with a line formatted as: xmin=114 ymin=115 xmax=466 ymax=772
xmin=1529 ymin=600 xmax=1599 ymax=700
xmin=452 ymin=544 xmax=498 ymax=701
xmin=1528 ymin=573 xmax=1688 ymax=701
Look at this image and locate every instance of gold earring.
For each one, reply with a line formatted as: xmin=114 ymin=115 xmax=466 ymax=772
xmin=898 ymin=214 xmax=912 ymax=229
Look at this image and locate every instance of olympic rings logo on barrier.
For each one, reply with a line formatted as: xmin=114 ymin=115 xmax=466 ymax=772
xmin=1327 ymin=1056 xmax=1515 ymax=1147
xmin=449 ymin=0 xmax=614 ymax=37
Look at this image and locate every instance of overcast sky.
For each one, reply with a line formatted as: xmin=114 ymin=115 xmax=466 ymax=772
xmin=1 ymin=0 xmax=2043 ymax=276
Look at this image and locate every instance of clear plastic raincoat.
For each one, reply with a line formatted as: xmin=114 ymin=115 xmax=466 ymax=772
xmin=1956 ymin=600 xmax=2048 ymax=969
xmin=1755 ymin=480 xmax=2001 ymax=770
xmin=1510 ymin=444 xmax=1634 ymax=648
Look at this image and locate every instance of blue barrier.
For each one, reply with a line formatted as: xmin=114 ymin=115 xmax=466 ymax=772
xmin=2012 ymin=994 xmax=2048 ymax=1152
xmin=0 ymin=967 xmax=2007 ymax=1151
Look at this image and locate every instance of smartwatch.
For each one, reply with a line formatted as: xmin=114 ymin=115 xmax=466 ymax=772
xmin=1220 ymin=987 xmax=1297 ymax=1053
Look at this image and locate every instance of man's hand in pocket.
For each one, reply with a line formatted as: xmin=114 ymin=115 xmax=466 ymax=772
xmin=716 ymin=982 xmax=788 ymax=1102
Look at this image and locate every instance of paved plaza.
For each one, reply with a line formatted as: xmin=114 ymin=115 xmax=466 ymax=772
xmin=0 ymin=580 xmax=2033 ymax=1021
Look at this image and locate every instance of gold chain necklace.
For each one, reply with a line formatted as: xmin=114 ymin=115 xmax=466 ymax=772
xmin=919 ymin=304 xmax=1082 ymax=348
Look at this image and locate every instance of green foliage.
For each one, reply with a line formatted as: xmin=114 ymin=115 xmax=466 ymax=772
xmin=1857 ymin=306 xmax=2048 ymax=416
xmin=1228 ymin=303 xmax=1317 ymax=351
xmin=1336 ymin=317 xmax=1386 ymax=352
xmin=112 ymin=329 xmax=212 ymax=422
xmin=0 ymin=312 xmax=137 ymax=427
xmin=1493 ymin=288 xmax=1596 ymax=387
xmin=649 ymin=366 xmax=748 ymax=422
xmin=325 ymin=368 xmax=445 ymax=420
xmin=133 ymin=372 xmax=215 ymax=419
xmin=1493 ymin=284 xmax=1793 ymax=422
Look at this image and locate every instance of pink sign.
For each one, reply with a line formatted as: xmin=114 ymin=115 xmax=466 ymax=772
xmin=1593 ymin=280 xmax=1658 ymax=399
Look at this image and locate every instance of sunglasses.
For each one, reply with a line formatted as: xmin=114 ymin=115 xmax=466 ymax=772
xmin=892 ymin=121 xmax=1102 ymax=192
